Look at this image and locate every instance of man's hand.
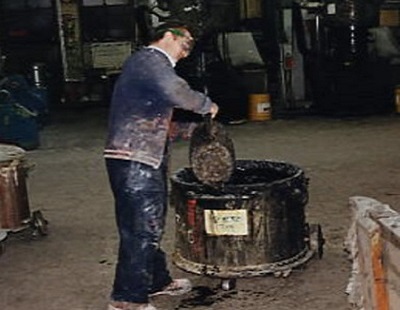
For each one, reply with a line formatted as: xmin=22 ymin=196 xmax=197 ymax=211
xmin=210 ymin=103 xmax=219 ymax=119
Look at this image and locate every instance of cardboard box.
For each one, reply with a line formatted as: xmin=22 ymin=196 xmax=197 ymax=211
xmin=84 ymin=41 xmax=132 ymax=72
xmin=380 ymin=9 xmax=400 ymax=27
xmin=240 ymin=0 xmax=262 ymax=19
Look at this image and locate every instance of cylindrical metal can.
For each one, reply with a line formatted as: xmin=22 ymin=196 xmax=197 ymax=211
xmin=0 ymin=144 xmax=31 ymax=230
xmin=31 ymin=63 xmax=46 ymax=88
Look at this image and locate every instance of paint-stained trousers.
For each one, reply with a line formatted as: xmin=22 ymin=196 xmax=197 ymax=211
xmin=105 ymin=157 xmax=172 ymax=303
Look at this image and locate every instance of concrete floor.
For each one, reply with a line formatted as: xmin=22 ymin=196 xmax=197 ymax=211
xmin=1 ymin=107 xmax=400 ymax=310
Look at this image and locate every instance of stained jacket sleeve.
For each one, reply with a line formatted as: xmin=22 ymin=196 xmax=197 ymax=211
xmin=150 ymin=56 xmax=213 ymax=115
xmin=104 ymin=48 xmax=213 ymax=169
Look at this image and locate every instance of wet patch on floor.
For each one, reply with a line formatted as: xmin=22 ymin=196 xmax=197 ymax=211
xmin=175 ymin=285 xmax=238 ymax=309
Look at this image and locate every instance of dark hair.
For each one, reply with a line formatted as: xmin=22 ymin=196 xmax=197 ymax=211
xmin=148 ymin=20 xmax=194 ymax=44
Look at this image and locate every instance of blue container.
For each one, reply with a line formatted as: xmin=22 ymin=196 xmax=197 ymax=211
xmin=0 ymin=90 xmax=40 ymax=150
xmin=1 ymin=75 xmax=49 ymax=127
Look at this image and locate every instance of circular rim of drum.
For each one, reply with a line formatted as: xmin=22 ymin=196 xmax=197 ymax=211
xmin=0 ymin=144 xmax=26 ymax=162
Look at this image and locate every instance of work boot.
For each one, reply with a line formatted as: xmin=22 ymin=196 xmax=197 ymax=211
xmin=108 ymin=301 xmax=157 ymax=310
xmin=150 ymin=278 xmax=192 ymax=297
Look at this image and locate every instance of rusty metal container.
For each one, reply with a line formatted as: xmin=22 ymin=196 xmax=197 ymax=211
xmin=171 ymin=159 xmax=317 ymax=278
xmin=0 ymin=144 xmax=31 ymax=230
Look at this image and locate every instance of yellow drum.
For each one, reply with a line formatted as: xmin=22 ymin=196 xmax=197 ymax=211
xmin=248 ymin=93 xmax=271 ymax=121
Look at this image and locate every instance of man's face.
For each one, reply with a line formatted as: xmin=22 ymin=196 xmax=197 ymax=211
xmin=169 ymin=28 xmax=194 ymax=59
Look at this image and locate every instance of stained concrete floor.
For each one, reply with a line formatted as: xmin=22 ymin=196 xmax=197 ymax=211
xmin=1 ymin=106 xmax=400 ymax=310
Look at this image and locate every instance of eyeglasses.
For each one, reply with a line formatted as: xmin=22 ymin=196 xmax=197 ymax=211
xmin=167 ymin=28 xmax=194 ymax=42
xmin=167 ymin=28 xmax=194 ymax=54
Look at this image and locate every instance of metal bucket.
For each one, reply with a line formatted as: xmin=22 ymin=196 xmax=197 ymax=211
xmin=0 ymin=144 xmax=31 ymax=230
xmin=171 ymin=160 xmax=315 ymax=278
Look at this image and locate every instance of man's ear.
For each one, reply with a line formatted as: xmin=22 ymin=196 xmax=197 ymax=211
xmin=163 ymin=31 xmax=174 ymax=41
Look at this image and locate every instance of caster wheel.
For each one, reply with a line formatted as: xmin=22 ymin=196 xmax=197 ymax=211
xmin=221 ymin=279 xmax=236 ymax=291
xmin=0 ymin=241 xmax=5 ymax=256
xmin=31 ymin=210 xmax=48 ymax=236
xmin=309 ymin=224 xmax=325 ymax=259
xmin=0 ymin=231 xmax=7 ymax=255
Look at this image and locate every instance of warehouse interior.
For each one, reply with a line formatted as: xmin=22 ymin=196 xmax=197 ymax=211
xmin=0 ymin=0 xmax=400 ymax=130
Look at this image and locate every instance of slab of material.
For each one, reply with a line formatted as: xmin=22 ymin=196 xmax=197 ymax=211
xmin=189 ymin=120 xmax=235 ymax=185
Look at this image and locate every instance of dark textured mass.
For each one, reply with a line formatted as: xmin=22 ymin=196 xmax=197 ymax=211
xmin=189 ymin=120 xmax=235 ymax=185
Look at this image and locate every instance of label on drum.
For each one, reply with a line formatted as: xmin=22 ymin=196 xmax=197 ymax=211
xmin=204 ymin=209 xmax=248 ymax=236
xmin=257 ymin=102 xmax=270 ymax=113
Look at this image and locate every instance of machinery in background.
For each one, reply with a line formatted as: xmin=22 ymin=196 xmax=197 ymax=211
xmin=288 ymin=0 xmax=400 ymax=115
xmin=0 ymin=0 xmax=61 ymax=107
xmin=1 ymin=0 xmax=398 ymax=115
xmin=0 ymin=0 xmax=282 ymax=117
xmin=0 ymin=0 xmax=136 ymax=106
xmin=57 ymin=0 xmax=136 ymax=104
xmin=157 ymin=0 xmax=275 ymax=123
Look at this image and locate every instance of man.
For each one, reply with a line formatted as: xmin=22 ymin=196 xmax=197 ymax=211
xmin=104 ymin=21 xmax=218 ymax=310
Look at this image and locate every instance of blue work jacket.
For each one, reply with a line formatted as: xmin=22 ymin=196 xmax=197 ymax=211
xmin=104 ymin=47 xmax=212 ymax=168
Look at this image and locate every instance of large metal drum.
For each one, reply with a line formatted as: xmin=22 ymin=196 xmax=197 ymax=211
xmin=0 ymin=144 xmax=31 ymax=230
xmin=171 ymin=160 xmax=315 ymax=278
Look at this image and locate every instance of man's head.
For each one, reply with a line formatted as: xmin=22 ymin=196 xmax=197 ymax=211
xmin=149 ymin=20 xmax=195 ymax=61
